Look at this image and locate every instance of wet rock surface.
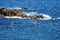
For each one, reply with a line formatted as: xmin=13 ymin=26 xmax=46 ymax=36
xmin=0 ymin=8 xmax=28 ymax=18
xmin=0 ymin=8 xmax=44 ymax=19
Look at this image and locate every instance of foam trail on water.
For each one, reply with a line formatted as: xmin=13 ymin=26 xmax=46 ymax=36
xmin=53 ymin=17 xmax=60 ymax=20
xmin=56 ymin=17 xmax=60 ymax=19
xmin=52 ymin=18 xmax=56 ymax=20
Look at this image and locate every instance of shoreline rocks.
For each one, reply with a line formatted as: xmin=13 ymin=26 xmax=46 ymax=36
xmin=0 ymin=8 xmax=44 ymax=19
xmin=0 ymin=8 xmax=28 ymax=18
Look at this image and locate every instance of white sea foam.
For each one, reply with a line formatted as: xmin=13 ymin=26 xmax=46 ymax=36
xmin=24 ymin=12 xmax=38 ymax=16
xmin=25 ymin=12 xmax=52 ymax=20
xmin=41 ymin=14 xmax=52 ymax=20
xmin=4 ymin=16 xmax=31 ymax=19
xmin=52 ymin=18 xmax=56 ymax=20
xmin=7 ymin=7 xmax=34 ymax=10
xmin=4 ymin=16 xmax=22 ymax=18
xmin=51 ymin=17 xmax=60 ymax=20
xmin=56 ymin=17 xmax=60 ymax=19
xmin=7 ymin=7 xmax=22 ymax=9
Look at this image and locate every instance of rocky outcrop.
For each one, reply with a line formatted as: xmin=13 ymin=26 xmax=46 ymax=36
xmin=0 ymin=8 xmax=44 ymax=19
xmin=0 ymin=8 xmax=29 ymax=18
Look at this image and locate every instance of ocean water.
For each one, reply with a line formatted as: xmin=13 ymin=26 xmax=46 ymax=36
xmin=0 ymin=0 xmax=60 ymax=40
